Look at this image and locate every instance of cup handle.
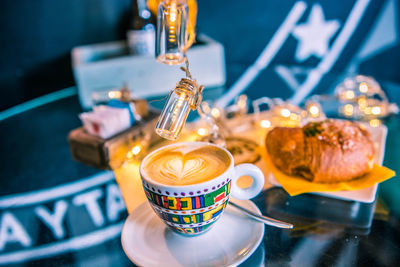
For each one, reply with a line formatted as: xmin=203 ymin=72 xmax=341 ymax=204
xmin=230 ymin=164 xmax=265 ymax=200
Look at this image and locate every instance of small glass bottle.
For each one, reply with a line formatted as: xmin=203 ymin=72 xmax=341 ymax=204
xmin=155 ymin=78 xmax=203 ymax=140
xmin=156 ymin=0 xmax=189 ymax=65
xmin=127 ymin=0 xmax=156 ymax=55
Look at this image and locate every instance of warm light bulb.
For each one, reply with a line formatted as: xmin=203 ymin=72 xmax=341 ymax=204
xmin=156 ymin=0 xmax=189 ymax=65
xmin=260 ymin=119 xmax=271 ymax=128
xmin=155 ymin=77 xmax=203 ymax=141
xmin=369 ymin=119 xmax=381 ymax=127
xmin=156 ymin=92 xmax=189 ymax=140
xmin=280 ymin=108 xmax=291 ymax=118
xmin=131 ymin=145 xmax=142 ymax=155
xmin=344 ymin=90 xmax=355 ymax=100
xmin=197 ymin=128 xmax=208 ymax=136
xmin=211 ymin=108 xmax=221 ymax=118
xmin=309 ymin=105 xmax=319 ymax=116
xmin=371 ymin=106 xmax=381 ymax=115
xmin=289 ymin=113 xmax=298 ymax=121
xmin=108 ymin=91 xmax=121 ymax=99
xmin=169 ymin=4 xmax=177 ymax=22
xmin=126 ymin=144 xmax=143 ymax=159
xmin=343 ymin=104 xmax=354 ymax=116
xmin=359 ymin=82 xmax=368 ymax=93
xmin=168 ymin=5 xmax=177 ymax=43
xmin=358 ymin=97 xmax=367 ymax=110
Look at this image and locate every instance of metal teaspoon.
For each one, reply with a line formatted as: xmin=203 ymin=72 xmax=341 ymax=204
xmin=229 ymin=201 xmax=294 ymax=229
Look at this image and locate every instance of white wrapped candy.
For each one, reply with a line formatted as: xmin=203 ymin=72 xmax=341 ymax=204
xmin=79 ymin=105 xmax=131 ymax=139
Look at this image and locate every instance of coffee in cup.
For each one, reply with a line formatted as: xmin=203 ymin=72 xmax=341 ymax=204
xmin=142 ymin=143 xmax=231 ymax=186
xmin=140 ymin=142 xmax=264 ymax=236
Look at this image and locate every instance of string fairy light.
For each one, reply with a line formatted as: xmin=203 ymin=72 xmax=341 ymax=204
xmin=155 ymin=61 xmax=204 ymax=140
xmin=334 ymin=75 xmax=398 ymax=120
xmin=197 ymin=128 xmax=208 ymax=136
xmin=260 ymin=119 xmax=271 ymax=128
xmin=126 ymin=144 xmax=143 ymax=159
xmin=280 ymin=108 xmax=291 ymax=118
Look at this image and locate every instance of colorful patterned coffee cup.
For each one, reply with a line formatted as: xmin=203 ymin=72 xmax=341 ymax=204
xmin=140 ymin=142 xmax=265 ymax=236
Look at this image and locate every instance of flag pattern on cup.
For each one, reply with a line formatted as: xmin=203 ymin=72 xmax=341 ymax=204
xmin=173 ymin=223 xmax=214 ymax=234
xmin=153 ymin=200 xmax=229 ymax=234
xmin=143 ymin=181 xmax=231 ymax=235
xmin=144 ymin=181 xmax=231 ymax=210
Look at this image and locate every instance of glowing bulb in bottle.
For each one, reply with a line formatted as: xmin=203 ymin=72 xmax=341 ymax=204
xmin=156 ymin=0 xmax=189 ymax=65
xmin=155 ymin=91 xmax=190 ymax=140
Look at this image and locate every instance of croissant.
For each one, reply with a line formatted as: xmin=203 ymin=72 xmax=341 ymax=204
xmin=266 ymin=120 xmax=375 ymax=183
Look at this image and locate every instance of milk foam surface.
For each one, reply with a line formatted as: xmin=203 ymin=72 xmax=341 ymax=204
xmin=142 ymin=144 xmax=231 ymax=186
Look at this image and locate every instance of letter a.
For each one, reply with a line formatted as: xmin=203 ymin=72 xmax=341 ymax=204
xmin=0 ymin=212 xmax=32 ymax=251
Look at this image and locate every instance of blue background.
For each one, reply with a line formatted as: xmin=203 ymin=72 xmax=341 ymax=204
xmin=1 ymin=0 xmax=400 ymax=111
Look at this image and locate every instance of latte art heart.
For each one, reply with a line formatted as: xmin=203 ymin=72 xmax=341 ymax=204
xmin=142 ymin=144 xmax=231 ymax=186
xmin=162 ymin=158 xmax=207 ymax=180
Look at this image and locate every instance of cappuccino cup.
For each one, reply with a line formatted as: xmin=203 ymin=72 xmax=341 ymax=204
xmin=140 ymin=142 xmax=264 ymax=236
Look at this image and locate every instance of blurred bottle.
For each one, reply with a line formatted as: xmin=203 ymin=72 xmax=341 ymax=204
xmin=127 ymin=0 xmax=156 ymax=55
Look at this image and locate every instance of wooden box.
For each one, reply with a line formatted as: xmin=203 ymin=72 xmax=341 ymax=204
xmin=68 ymin=111 xmax=159 ymax=169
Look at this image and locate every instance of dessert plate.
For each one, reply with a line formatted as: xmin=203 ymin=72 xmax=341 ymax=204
xmin=269 ymin=124 xmax=388 ymax=203
xmin=121 ymin=199 xmax=265 ymax=267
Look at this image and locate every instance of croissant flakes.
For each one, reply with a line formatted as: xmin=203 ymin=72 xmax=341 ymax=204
xmin=266 ymin=120 xmax=375 ymax=183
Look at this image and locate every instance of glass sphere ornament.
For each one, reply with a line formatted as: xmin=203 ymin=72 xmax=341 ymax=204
xmin=334 ymin=75 xmax=398 ymax=119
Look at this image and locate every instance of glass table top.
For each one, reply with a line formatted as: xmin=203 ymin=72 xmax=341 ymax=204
xmin=0 ymin=89 xmax=399 ymax=267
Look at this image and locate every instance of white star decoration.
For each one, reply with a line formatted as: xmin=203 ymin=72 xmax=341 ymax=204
xmin=292 ymin=4 xmax=340 ymax=62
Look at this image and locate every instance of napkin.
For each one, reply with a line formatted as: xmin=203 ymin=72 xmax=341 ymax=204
xmin=264 ymin=152 xmax=396 ymax=196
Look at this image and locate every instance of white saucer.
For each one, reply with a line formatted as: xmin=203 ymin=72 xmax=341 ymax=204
xmin=121 ymin=199 xmax=265 ymax=267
